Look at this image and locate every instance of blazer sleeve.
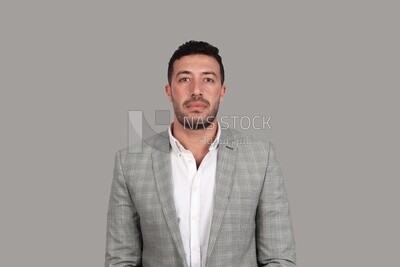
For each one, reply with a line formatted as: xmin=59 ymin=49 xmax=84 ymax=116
xmin=256 ymin=142 xmax=296 ymax=267
xmin=105 ymin=150 xmax=143 ymax=267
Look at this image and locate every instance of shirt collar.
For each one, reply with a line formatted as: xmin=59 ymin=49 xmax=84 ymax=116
xmin=209 ymin=122 xmax=221 ymax=151
xmin=168 ymin=122 xmax=221 ymax=154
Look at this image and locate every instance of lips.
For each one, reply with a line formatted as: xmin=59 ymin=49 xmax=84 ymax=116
xmin=186 ymin=101 xmax=207 ymax=108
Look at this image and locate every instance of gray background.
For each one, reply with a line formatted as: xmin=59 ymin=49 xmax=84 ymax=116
xmin=1 ymin=1 xmax=399 ymax=266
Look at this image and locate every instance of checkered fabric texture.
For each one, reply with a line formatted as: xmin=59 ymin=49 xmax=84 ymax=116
xmin=105 ymin=128 xmax=296 ymax=267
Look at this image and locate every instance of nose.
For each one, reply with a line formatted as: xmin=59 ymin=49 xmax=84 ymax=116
xmin=189 ymin=79 xmax=202 ymax=96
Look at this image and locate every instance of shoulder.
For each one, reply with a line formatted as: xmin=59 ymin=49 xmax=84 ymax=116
xmin=114 ymin=130 xmax=170 ymax=167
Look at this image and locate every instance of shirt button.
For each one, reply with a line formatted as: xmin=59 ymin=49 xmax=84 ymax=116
xmin=192 ymin=214 xmax=198 ymax=220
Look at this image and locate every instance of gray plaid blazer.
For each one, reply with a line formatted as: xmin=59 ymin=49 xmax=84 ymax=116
xmin=105 ymin=128 xmax=296 ymax=267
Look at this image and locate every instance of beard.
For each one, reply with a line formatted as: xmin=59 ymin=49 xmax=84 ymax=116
xmin=172 ymin=95 xmax=220 ymax=130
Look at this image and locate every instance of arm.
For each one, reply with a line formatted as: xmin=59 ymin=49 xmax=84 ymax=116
xmin=256 ymin=142 xmax=296 ymax=267
xmin=105 ymin=150 xmax=143 ymax=267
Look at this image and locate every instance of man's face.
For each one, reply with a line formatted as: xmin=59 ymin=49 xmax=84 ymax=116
xmin=165 ymin=54 xmax=226 ymax=130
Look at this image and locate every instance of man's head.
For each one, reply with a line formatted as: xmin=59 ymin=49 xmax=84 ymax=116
xmin=167 ymin=40 xmax=225 ymax=86
xmin=165 ymin=41 xmax=227 ymax=130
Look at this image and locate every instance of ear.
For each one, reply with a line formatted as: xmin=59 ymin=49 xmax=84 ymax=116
xmin=219 ymin=84 xmax=227 ymax=103
xmin=165 ymin=84 xmax=172 ymax=102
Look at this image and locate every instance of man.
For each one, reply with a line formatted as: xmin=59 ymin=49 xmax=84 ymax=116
xmin=105 ymin=41 xmax=296 ymax=267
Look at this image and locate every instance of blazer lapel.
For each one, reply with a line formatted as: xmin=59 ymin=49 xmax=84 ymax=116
xmin=151 ymin=131 xmax=188 ymax=267
xmin=206 ymin=129 xmax=238 ymax=262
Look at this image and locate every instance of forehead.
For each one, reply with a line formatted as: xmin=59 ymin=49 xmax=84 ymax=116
xmin=173 ymin=54 xmax=220 ymax=74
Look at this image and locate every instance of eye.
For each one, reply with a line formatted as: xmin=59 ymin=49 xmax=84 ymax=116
xmin=204 ymin=77 xmax=215 ymax=83
xmin=178 ymin=77 xmax=190 ymax=82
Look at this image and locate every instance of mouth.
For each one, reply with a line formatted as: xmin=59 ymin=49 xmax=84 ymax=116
xmin=185 ymin=101 xmax=207 ymax=109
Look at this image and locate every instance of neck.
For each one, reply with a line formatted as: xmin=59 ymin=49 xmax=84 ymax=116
xmin=171 ymin=118 xmax=219 ymax=162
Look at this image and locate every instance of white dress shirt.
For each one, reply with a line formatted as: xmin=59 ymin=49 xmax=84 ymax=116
xmin=168 ymin=123 xmax=221 ymax=267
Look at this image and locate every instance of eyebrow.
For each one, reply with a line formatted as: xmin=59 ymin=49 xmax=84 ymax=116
xmin=176 ymin=70 xmax=192 ymax=76
xmin=175 ymin=70 xmax=217 ymax=77
xmin=202 ymin=71 xmax=217 ymax=77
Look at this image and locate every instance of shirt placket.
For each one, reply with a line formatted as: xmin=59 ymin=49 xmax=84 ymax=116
xmin=186 ymin=153 xmax=201 ymax=267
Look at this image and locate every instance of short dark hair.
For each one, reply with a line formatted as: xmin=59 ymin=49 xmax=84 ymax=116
xmin=167 ymin=40 xmax=225 ymax=85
